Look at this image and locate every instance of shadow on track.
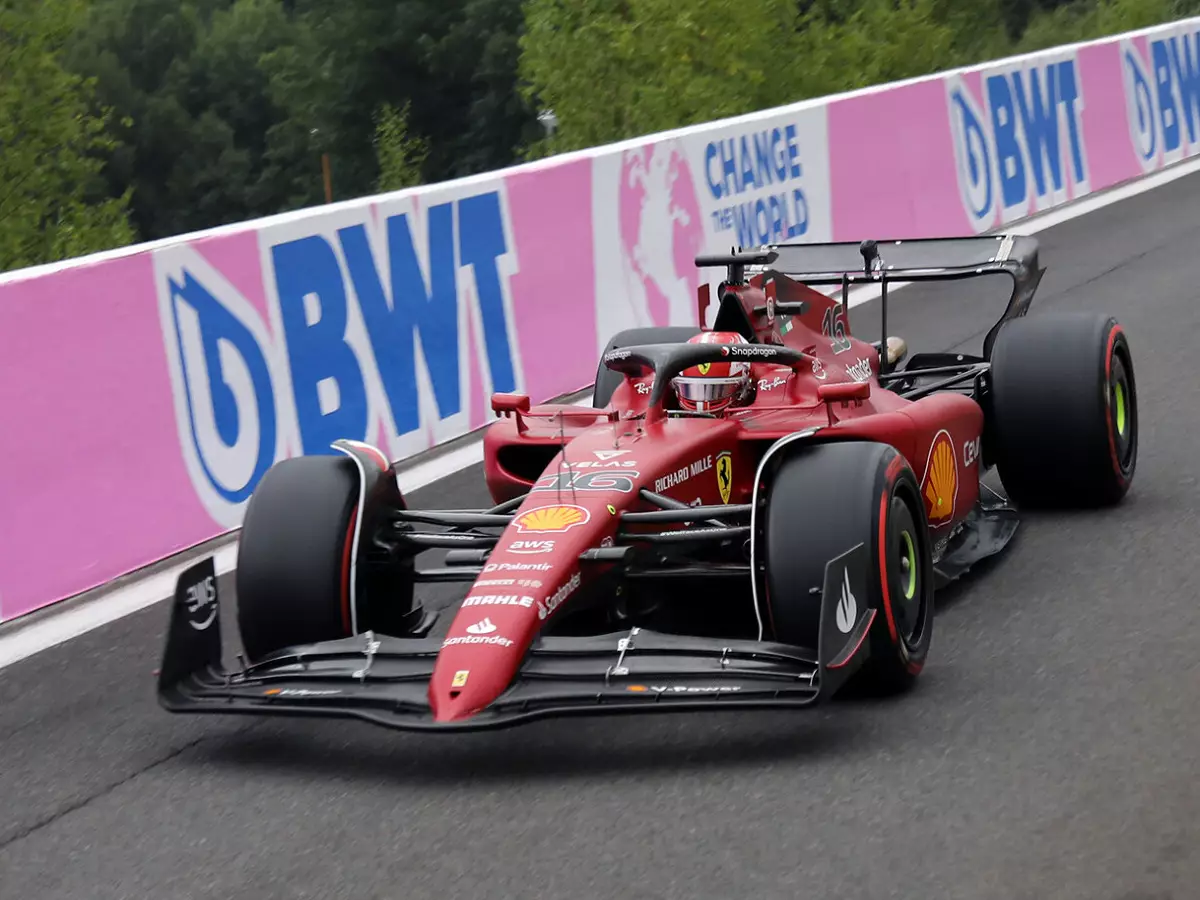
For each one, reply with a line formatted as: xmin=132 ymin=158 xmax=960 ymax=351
xmin=190 ymin=709 xmax=868 ymax=785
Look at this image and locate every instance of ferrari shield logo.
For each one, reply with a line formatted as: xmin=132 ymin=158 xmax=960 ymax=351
xmin=716 ymin=452 xmax=733 ymax=504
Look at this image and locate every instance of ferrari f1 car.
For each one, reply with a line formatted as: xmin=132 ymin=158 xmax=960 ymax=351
xmin=159 ymin=234 xmax=1138 ymax=731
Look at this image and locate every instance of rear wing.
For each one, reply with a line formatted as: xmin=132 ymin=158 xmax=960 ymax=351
xmin=696 ymin=234 xmax=1045 ymax=363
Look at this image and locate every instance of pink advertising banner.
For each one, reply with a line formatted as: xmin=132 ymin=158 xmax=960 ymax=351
xmin=2 ymin=18 xmax=1198 ymax=621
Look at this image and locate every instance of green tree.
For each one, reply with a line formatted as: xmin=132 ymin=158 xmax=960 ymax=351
xmin=0 ymin=0 xmax=134 ymax=271
xmin=266 ymin=0 xmax=537 ymax=201
xmin=1017 ymin=0 xmax=1200 ymax=52
xmin=374 ymin=102 xmax=429 ymax=192
xmin=518 ymin=0 xmax=802 ymax=157
xmin=64 ymin=0 xmax=314 ymax=240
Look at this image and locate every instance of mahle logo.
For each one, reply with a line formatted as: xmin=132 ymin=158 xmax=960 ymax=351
xmin=154 ymin=189 xmax=524 ymax=527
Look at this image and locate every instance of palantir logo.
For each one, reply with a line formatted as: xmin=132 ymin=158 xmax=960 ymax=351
xmin=946 ymin=54 xmax=1088 ymax=232
xmin=1121 ymin=27 xmax=1200 ymax=174
xmin=155 ymin=245 xmax=285 ymax=529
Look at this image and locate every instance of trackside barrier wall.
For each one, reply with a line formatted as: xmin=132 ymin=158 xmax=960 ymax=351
xmin=1 ymin=18 xmax=1196 ymax=621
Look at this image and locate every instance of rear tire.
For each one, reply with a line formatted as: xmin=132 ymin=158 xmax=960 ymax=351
xmin=235 ymin=456 xmax=360 ymax=661
xmin=989 ymin=313 xmax=1137 ymax=508
xmin=593 ymin=326 xmax=702 ymax=408
xmin=762 ymin=441 xmax=934 ymax=694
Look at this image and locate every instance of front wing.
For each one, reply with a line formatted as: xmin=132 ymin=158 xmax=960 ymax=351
xmin=158 ymin=550 xmax=878 ymax=733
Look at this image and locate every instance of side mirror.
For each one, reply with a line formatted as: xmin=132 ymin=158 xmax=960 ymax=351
xmin=491 ymin=393 xmax=531 ymax=415
xmin=491 ymin=393 xmax=531 ymax=434
xmin=818 ymin=381 xmax=870 ymax=425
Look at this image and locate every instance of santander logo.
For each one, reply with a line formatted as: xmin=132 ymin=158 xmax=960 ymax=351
xmin=466 ymin=618 xmax=497 ymax=635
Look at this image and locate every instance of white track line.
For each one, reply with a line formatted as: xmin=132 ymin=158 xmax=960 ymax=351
xmin=4 ymin=156 xmax=1200 ymax=670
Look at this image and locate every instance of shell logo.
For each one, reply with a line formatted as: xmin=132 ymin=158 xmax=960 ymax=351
xmin=921 ymin=430 xmax=958 ymax=523
xmin=513 ymin=504 xmax=591 ymax=533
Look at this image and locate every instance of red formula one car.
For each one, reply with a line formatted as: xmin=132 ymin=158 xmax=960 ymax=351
xmin=159 ymin=234 xmax=1138 ymax=731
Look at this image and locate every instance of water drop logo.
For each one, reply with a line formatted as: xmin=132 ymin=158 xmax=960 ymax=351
xmin=1121 ymin=29 xmax=1200 ymax=175
xmin=946 ymin=75 xmax=994 ymax=233
xmin=1122 ymin=39 xmax=1159 ymax=172
xmin=155 ymin=245 xmax=284 ymax=528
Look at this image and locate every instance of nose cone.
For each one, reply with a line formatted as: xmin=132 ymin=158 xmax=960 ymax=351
xmin=428 ymin=608 xmax=533 ymax=722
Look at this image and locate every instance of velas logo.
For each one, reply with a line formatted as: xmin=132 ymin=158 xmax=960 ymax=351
xmin=945 ymin=55 xmax=1089 ymax=233
xmin=513 ymin=505 xmax=590 ymax=533
xmin=153 ymin=187 xmax=524 ymax=529
xmin=835 ymin=566 xmax=857 ymax=634
xmin=1120 ymin=26 xmax=1200 ymax=175
xmin=921 ymin=430 xmax=959 ymax=524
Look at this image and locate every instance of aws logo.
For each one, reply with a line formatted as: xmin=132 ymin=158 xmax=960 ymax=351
xmin=155 ymin=189 xmax=524 ymax=528
xmin=946 ymin=54 xmax=1089 ymax=232
xmin=1121 ymin=27 xmax=1200 ymax=174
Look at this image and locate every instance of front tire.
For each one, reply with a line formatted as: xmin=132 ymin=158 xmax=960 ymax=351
xmin=236 ymin=454 xmax=416 ymax=661
xmin=761 ymin=441 xmax=934 ymax=694
xmin=989 ymin=313 xmax=1137 ymax=508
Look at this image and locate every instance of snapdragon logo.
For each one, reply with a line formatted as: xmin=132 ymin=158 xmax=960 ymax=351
xmin=1121 ymin=26 xmax=1200 ymax=174
xmin=155 ymin=188 xmax=524 ymax=527
xmin=946 ymin=54 xmax=1088 ymax=232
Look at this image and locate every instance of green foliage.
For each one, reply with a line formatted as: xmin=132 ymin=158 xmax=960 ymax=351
xmin=374 ymin=102 xmax=429 ymax=193
xmin=518 ymin=0 xmax=1200 ymax=158
xmin=0 ymin=0 xmax=135 ymax=271
xmin=790 ymin=0 xmax=966 ymax=98
xmin=60 ymin=0 xmax=536 ymax=243
xmin=5 ymin=0 xmax=1200 ymax=270
xmin=1016 ymin=0 xmax=1200 ymax=52
xmin=518 ymin=0 xmax=802 ymax=158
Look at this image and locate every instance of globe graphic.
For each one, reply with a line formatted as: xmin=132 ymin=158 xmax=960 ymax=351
xmin=617 ymin=143 xmax=705 ymax=327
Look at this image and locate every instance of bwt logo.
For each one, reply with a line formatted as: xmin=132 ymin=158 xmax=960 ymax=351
xmin=1122 ymin=27 xmax=1200 ymax=173
xmin=947 ymin=56 xmax=1088 ymax=232
xmin=155 ymin=190 xmax=524 ymax=528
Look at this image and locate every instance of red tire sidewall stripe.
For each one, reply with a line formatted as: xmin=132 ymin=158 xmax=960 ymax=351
xmin=879 ymin=454 xmax=924 ymax=675
xmin=340 ymin=506 xmax=358 ymax=636
xmin=878 ymin=457 xmax=903 ymax=644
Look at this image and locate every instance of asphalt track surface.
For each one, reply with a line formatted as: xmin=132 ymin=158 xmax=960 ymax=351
xmin=5 ymin=176 xmax=1200 ymax=900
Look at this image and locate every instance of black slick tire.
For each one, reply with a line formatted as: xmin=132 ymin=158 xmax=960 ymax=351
xmin=235 ymin=455 xmax=359 ymax=661
xmin=762 ymin=440 xmax=934 ymax=694
xmin=593 ymin=326 xmax=702 ymax=408
xmin=988 ymin=312 xmax=1137 ymax=508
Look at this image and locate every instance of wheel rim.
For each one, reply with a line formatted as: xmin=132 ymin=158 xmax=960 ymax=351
xmin=899 ymin=530 xmax=917 ymax=601
xmin=888 ymin=495 xmax=925 ymax=644
xmin=1108 ymin=352 xmax=1135 ymax=471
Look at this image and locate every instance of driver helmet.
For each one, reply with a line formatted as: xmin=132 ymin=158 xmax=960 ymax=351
xmin=672 ymin=331 xmax=752 ymax=413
